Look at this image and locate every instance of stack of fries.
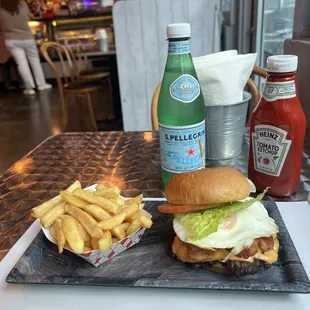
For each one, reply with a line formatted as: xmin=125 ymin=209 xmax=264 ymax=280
xmin=31 ymin=181 xmax=153 ymax=254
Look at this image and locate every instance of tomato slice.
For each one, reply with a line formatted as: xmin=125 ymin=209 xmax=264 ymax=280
xmin=157 ymin=204 xmax=221 ymax=214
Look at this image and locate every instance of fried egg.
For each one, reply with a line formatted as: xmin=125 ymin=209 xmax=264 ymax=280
xmin=173 ymin=200 xmax=279 ymax=255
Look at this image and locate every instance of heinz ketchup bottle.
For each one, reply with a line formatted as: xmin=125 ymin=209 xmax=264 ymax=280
xmin=248 ymin=55 xmax=306 ymax=197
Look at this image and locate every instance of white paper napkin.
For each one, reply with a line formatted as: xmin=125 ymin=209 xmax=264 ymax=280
xmin=193 ymin=50 xmax=257 ymax=106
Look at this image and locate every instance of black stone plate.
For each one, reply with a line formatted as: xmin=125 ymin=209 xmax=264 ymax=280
xmin=6 ymin=201 xmax=310 ymax=293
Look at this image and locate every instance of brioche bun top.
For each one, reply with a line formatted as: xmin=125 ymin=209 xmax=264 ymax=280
xmin=165 ymin=167 xmax=250 ymax=205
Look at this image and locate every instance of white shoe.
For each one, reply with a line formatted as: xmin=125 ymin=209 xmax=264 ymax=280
xmin=37 ymin=84 xmax=52 ymax=91
xmin=23 ymin=89 xmax=35 ymax=96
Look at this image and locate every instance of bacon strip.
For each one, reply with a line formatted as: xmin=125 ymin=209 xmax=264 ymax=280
xmin=236 ymin=236 xmax=274 ymax=259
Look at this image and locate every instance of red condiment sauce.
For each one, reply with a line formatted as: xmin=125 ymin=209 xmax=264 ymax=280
xmin=248 ymin=55 xmax=306 ymax=197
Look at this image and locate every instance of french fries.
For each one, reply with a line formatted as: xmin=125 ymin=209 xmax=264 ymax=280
xmin=80 ymin=204 xmax=111 ymax=221
xmin=60 ymin=191 xmax=88 ymax=208
xmin=126 ymin=219 xmax=142 ymax=236
xmin=50 ymin=223 xmax=57 ymax=241
xmin=98 ymin=231 xmax=112 ymax=252
xmin=112 ymin=237 xmax=119 ymax=243
xmin=68 ymin=180 xmax=82 ymax=191
xmin=110 ymin=197 xmax=125 ymax=206
xmin=118 ymin=222 xmax=130 ymax=231
xmin=91 ymin=237 xmax=99 ymax=250
xmin=125 ymin=213 xmax=152 ymax=227
xmin=65 ymin=204 xmax=103 ymax=239
xmin=125 ymin=214 xmax=138 ymax=223
xmin=94 ymin=186 xmax=121 ymax=198
xmin=40 ymin=202 xmax=66 ymax=228
xmin=124 ymin=194 xmax=143 ymax=206
xmin=31 ymin=195 xmax=63 ymax=219
xmin=111 ymin=226 xmax=126 ymax=240
xmin=122 ymin=203 xmax=139 ymax=219
xmin=61 ymin=215 xmax=84 ymax=253
xmin=96 ymin=184 xmax=106 ymax=191
xmin=96 ymin=212 xmax=126 ymax=231
xmin=31 ymin=181 xmax=153 ymax=258
xmin=139 ymin=215 xmax=153 ymax=229
xmin=73 ymin=189 xmax=120 ymax=215
xmin=84 ymin=246 xmax=92 ymax=252
xmin=54 ymin=218 xmax=66 ymax=254
xmin=73 ymin=218 xmax=90 ymax=242
xmin=31 ymin=181 xmax=81 ymax=218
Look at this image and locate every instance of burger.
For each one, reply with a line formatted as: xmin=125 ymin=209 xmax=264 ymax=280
xmin=158 ymin=167 xmax=279 ymax=277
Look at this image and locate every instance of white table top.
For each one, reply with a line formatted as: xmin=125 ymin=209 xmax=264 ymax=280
xmin=1 ymin=202 xmax=309 ymax=310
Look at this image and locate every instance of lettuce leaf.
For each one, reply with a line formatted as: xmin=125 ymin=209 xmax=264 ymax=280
xmin=179 ymin=189 xmax=268 ymax=241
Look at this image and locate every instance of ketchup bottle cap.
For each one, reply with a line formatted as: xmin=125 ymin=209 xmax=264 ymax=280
xmin=267 ymin=55 xmax=298 ymax=73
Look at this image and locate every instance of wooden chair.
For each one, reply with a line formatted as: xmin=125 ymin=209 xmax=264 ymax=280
xmin=40 ymin=42 xmax=102 ymax=130
xmin=151 ymin=66 xmax=267 ymax=130
xmin=64 ymin=38 xmax=111 ymax=82
xmin=64 ymin=39 xmax=114 ymax=119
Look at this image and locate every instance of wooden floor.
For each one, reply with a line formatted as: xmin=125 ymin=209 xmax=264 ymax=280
xmin=0 ymin=87 xmax=120 ymax=173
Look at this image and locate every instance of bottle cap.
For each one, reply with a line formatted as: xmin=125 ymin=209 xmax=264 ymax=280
xmin=167 ymin=23 xmax=191 ymax=39
xmin=267 ymin=55 xmax=298 ymax=73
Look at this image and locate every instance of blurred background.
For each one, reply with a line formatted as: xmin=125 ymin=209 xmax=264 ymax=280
xmin=221 ymin=0 xmax=296 ymax=90
xmin=0 ymin=0 xmax=309 ymax=173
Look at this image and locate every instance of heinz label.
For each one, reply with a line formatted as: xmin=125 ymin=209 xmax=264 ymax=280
xmin=159 ymin=120 xmax=205 ymax=173
xmin=252 ymin=125 xmax=291 ymax=177
xmin=262 ymin=81 xmax=296 ymax=102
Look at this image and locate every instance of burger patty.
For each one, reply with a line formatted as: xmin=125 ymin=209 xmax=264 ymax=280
xmin=172 ymin=236 xmax=277 ymax=277
xmin=226 ymin=259 xmax=271 ymax=277
xmin=192 ymin=260 xmax=271 ymax=277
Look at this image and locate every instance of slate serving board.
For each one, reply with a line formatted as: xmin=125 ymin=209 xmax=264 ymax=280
xmin=6 ymin=201 xmax=310 ymax=293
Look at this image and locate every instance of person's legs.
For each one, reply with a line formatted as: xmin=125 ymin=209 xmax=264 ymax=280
xmin=2 ymin=57 xmax=16 ymax=90
xmin=24 ymin=39 xmax=50 ymax=88
xmin=10 ymin=57 xmax=25 ymax=88
xmin=5 ymin=40 xmax=36 ymax=91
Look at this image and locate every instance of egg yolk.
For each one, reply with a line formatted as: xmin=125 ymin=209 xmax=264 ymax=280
xmin=219 ymin=216 xmax=237 ymax=230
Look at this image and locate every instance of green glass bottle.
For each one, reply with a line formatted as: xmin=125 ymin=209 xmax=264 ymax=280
xmin=158 ymin=23 xmax=205 ymax=186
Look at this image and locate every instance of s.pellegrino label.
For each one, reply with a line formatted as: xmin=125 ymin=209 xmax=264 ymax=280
xmin=168 ymin=40 xmax=190 ymax=55
xmin=262 ymin=81 xmax=296 ymax=102
xmin=170 ymin=74 xmax=200 ymax=103
xmin=252 ymin=125 xmax=292 ymax=177
xmin=159 ymin=120 xmax=205 ymax=173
